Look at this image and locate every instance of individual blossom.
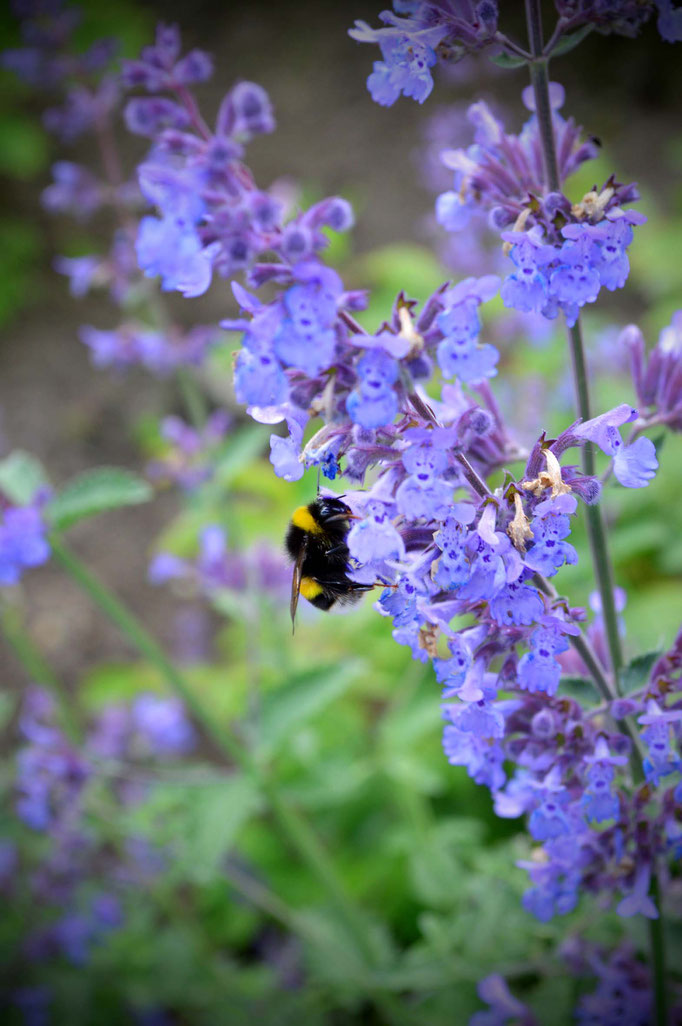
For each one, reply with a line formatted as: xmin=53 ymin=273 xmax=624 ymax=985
xmin=347 ymin=350 xmax=400 ymax=428
xmin=0 ymin=498 xmax=51 ymax=586
xmin=517 ymin=625 xmax=570 ymax=697
xmin=582 ymin=736 xmax=627 ymax=823
xmin=347 ymin=499 xmax=405 ymax=565
xmin=572 ymin=404 xmax=658 ymax=488
xmin=470 ymin=973 xmax=538 ymax=1026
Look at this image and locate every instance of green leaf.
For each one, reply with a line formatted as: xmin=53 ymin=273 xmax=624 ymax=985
xmin=214 ymin=425 xmax=267 ymax=489
xmin=0 ymin=450 xmax=49 ymax=505
xmin=0 ymin=219 xmax=42 ymax=327
xmin=548 ymin=24 xmax=594 ymax=57
xmin=179 ymin=775 xmax=262 ymax=884
xmin=488 ymin=52 xmax=528 ymax=68
xmin=559 ymin=675 xmax=599 ymax=701
xmin=46 ymin=466 xmax=153 ymax=530
xmin=258 ymin=661 xmax=363 ymax=756
xmin=621 ymin=651 xmax=661 ymax=694
xmin=409 ymin=837 xmax=461 ymax=908
xmin=0 ymin=114 xmax=49 ymax=178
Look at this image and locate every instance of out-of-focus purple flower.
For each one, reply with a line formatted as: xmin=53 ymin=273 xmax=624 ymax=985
xmin=0 ymin=502 xmax=51 ymax=586
xmin=80 ymin=324 xmax=219 ymax=376
xmin=471 ymin=973 xmax=538 ymax=1026
xmin=131 ymin=693 xmax=196 ymax=758
xmin=42 ymin=161 xmax=102 ymax=219
xmin=147 ymin=411 xmax=230 ymax=489
xmin=621 ymin=312 xmax=682 ymax=431
xmin=15 ymin=688 xmax=90 ymax=832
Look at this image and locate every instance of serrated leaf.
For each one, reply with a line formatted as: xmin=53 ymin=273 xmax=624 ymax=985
xmin=0 ymin=450 xmax=49 ymax=505
xmin=258 ymin=661 xmax=363 ymax=756
xmin=549 ymin=23 xmax=594 ymax=57
xmin=621 ymin=651 xmax=662 ymax=694
xmin=46 ymin=466 xmax=153 ymax=530
xmin=488 ymin=52 xmax=528 ymax=68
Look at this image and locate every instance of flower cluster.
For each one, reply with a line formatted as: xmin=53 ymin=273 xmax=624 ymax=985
xmin=349 ymin=0 xmax=681 ymax=109
xmin=434 ymin=84 xmax=645 ymax=326
xmin=93 ymin=15 xmax=670 ymax=944
xmin=349 ymin=3 xmax=499 ymax=107
xmin=122 ymin=23 xmax=354 ymax=297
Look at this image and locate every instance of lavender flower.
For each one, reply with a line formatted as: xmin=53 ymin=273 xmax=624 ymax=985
xmin=0 ymin=499 xmax=51 ymax=585
xmin=435 ymin=86 xmax=644 ymax=326
xmin=349 ymin=3 xmax=498 ymax=107
xmin=621 ymin=312 xmax=682 ymax=431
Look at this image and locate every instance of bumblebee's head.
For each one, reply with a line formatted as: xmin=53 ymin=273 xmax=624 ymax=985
xmin=314 ymin=496 xmax=353 ymax=525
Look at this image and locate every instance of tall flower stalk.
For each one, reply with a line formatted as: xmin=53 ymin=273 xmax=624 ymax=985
xmin=523 ymin=0 xmax=624 ymax=688
xmin=2 ymin=2 xmax=682 ymax=1022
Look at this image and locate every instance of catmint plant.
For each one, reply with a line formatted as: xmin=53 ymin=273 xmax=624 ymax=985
xmin=2 ymin=1 xmax=682 ymax=1023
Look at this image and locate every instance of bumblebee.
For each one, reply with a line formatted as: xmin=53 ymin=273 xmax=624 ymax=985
xmin=286 ymin=496 xmax=375 ymax=628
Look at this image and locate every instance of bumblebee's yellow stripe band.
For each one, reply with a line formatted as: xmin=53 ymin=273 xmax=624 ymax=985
xmin=300 ymin=576 xmax=323 ymax=600
xmin=292 ymin=505 xmax=323 ymax=534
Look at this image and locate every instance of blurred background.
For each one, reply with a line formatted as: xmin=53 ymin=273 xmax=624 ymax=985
xmin=1 ymin=1 xmax=681 ymax=1023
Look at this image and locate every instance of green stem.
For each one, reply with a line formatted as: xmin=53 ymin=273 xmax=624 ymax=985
xmin=650 ymin=871 xmax=669 ymax=1026
xmin=176 ymin=366 xmax=209 ymax=430
xmin=525 ymin=0 xmax=560 ymax=193
xmin=525 ymin=2 xmax=623 ymax=686
xmin=525 ymin=3 xmax=666 ymax=1018
xmin=565 ymin=320 xmax=624 ymax=682
xmin=49 ymin=534 xmax=380 ymax=971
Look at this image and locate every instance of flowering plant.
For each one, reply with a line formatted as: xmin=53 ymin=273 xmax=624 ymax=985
xmin=1 ymin=1 xmax=681 ymax=1023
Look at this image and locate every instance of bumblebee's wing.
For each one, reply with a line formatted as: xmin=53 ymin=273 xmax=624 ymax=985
xmin=290 ymin=535 xmax=308 ymax=632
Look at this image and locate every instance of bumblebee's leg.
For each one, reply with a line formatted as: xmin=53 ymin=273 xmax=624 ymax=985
xmin=349 ymin=581 xmax=398 ymax=593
